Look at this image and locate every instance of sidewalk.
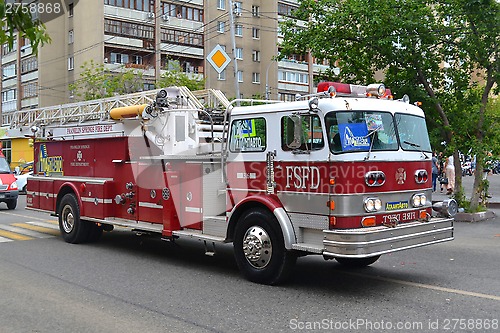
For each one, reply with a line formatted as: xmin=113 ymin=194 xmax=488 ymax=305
xmin=432 ymin=173 xmax=500 ymax=208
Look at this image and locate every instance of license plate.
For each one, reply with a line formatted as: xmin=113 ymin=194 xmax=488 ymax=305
xmin=385 ymin=200 xmax=409 ymax=211
xmin=382 ymin=210 xmax=418 ymax=226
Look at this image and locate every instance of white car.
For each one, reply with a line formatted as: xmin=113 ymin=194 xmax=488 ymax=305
xmin=14 ymin=162 xmax=33 ymax=194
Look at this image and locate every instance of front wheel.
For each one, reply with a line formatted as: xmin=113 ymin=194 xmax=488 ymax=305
xmin=59 ymin=193 xmax=89 ymax=244
xmin=335 ymin=255 xmax=380 ymax=268
xmin=6 ymin=199 xmax=17 ymax=210
xmin=233 ymin=209 xmax=296 ymax=285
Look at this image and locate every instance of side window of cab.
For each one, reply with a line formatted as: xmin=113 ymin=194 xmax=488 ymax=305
xmin=229 ymin=118 xmax=267 ymax=152
xmin=281 ymin=114 xmax=324 ymax=152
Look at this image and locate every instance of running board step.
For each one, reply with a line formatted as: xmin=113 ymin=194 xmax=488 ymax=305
xmin=173 ymin=229 xmax=226 ymax=243
xmin=291 ymin=243 xmax=324 ymax=254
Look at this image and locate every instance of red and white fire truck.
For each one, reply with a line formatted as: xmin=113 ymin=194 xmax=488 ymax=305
xmin=22 ymin=83 xmax=456 ymax=284
xmin=0 ymin=148 xmax=19 ymax=209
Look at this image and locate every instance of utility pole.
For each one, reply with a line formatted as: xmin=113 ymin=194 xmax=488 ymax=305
xmin=154 ymin=0 xmax=161 ymax=85
xmin=228 ymin=0 xmax=240 ymax=102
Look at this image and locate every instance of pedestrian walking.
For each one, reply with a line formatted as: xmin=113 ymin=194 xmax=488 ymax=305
xmin=432 ymin=151 xmax=439 ymax=192
xmin=445 ymin=155 xmax=455 ymax=195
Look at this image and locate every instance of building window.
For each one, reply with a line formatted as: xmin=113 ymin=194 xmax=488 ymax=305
xmin=278 ymin=3 xmax=297 ymax=17
xmin=21 ymin=57 xmax=38 ymax=74
xmin=237 ymin=70 xmax=243 ymax=82
xmin=143 ymin=82 xmax=155 ymax=91
xmin=235 ymin=47 xmax=243 ymax=60
xmin=68 ymin=56 xmax=74 ymax=70
xmin=252 ymin=27 xmax=260 ymax=39
xmin=22 ymin=81 xmax=38 ymax=99
xmin=110 ymin=52 xmax=129 ymax=64
xmin=235 ymin=24 xmax=243 ymax=37
xmin=2 ymin=38 xmax=17 ymax=55
xmin=2 ymin=63 xmax=16 ymax=78
xmin=278 ymin=70 xmax=308 ymax=84
xmin=1 ymin=140 xmax=12 ymax=165
xmin=105 ymin=0 xmax=151 ymax=12
xmin=218 ymin=70 xmax=226 ymax=81
xmin=252 ymin=50 xmax=260 ymax=62
xmin=68 ymin=3 xmax=74 ymax=16
xmin=105 ymin=19 xmax=155 ymax=39
xmin=217 ymin=21 xmax=225 ymax=33
xmin=217 ymin=0 xmax=225 ymax=10
xmin=234 ymin=1 xmax=242 ymax=15
xmin=252 ymin=72 xmax=260 ymax=84
xmin=68 ymin=30 xmax=74 ymax=44
xmin=251 ymin=5 xmax=259 ymax=17
xmin=1 ymin=89 xmax=16 ymax=102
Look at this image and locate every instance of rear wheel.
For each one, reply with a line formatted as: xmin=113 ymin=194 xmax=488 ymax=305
xmin=59 ymin=193 xmax=89 ymax=243
xmin=6 ymin=199 xmax=17 ymax=210
xmin=233 ymin=209 xmax=296 ymax=285
xmin=335 ymin=256 xmax=380 ymax=268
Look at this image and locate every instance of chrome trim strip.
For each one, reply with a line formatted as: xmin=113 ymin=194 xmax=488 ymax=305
xmin=31 ymin=175 xmax=112 ymax=184
xmin=227 ymin=188 xmax=267 ymax=193
xmin=185 ymin=206 xmax=202 ymax=213
xmin=278 ymin=191 xmax=329 ymax=196
xmin=139 ymin=202 xmax=163 ymax=209
xmin=273 ymin=207 xmax=296 ymax=250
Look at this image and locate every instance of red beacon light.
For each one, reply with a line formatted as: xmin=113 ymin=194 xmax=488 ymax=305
xmin=317 ymin=82 xmax=393 ymax=99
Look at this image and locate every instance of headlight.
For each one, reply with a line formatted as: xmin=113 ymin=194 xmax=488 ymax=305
xmin=10 ymin=181 xmax=18 ymax=190
xmin=364 ymin=197 xmax=382 ymax=212
xmin=412 ymin=193 xmax=427 ymax=207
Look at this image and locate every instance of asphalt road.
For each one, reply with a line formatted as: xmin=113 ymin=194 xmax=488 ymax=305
xmin=0 ymin=196 xmax=499 ymax=333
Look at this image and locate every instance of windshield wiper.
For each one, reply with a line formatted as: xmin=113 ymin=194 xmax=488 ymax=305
xmin=403 ymin=140 xmax=429 ymax=159
xmin=364 ymin=126 xmax=382 ymax=161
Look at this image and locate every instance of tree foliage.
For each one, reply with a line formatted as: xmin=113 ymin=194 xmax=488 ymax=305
xmin=156 ymin=61 xmax=205 ymax=91
xmin=279 ymin=0 xmax=499 ymax=210
xmin=0 ymin=1 xmax=51 ymax=53
xmin=69 ymin=60 xmax=144 ymax=101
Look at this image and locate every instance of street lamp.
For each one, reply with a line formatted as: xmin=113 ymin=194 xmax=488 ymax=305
xmin=265 ymin=59 xmax=276 ymax=100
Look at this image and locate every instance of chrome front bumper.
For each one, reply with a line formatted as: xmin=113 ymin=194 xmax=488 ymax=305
xmin=323 ymin=218 xmax=454 ymax=258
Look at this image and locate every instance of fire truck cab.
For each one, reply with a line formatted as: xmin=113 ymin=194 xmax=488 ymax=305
xmin=0 ymin=149 xmax=19 ymax=210
xmin=23 ymin=84 xmax=455 ymax=285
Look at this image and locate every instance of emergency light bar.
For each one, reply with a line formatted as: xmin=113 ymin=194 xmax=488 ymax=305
xmin=316 ymin=82 xmax=393 ymax=99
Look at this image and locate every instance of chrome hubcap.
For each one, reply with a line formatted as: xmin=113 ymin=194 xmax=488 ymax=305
xmin=62 ymin=206 xmax=75 ymax=233
xmin=242 ymin=226 xmax=272 ymax=269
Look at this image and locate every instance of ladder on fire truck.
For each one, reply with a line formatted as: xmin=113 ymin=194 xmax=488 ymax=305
xmin=6 ymin=87 xmax=230 ymax=130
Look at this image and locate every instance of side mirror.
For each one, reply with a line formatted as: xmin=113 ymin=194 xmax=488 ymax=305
xmin=14 ymin=166 xmax=20 ymax=175
xmin=285 ymin=115 xmax=302 ymax=149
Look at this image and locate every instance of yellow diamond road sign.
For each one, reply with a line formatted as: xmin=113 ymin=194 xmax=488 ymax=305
xmin=207 ymin=44 xmax=231 ymax=74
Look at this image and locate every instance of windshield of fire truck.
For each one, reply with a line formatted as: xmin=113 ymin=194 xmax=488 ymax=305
xmin=325 ymin=111 xmax=432 ymax=154
xmin=395 ymin=113 xmax=432 ymax=152
xmin=0 ymin=157 xmax=11 ymax=173
xmin=325 ymin=111 xmax=398 ymax=153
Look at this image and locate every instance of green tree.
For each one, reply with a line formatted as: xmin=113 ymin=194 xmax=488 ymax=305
xmin=69 ymin=60 xmax=144 ymax=101
xmin=0 ymin=1 xmax=51 ymax=53
xmin=280 ymin=0 xmax=499 ymax=210
xmin=156 ymin=62 xmax=205 ymax=91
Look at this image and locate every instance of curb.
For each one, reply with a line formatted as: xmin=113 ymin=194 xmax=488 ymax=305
xmin=454 ymin=210 xmax=496 ymax=222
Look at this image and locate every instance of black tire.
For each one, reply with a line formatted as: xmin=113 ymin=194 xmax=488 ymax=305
xmin=233 ymin=208 xmax=296 ymax=285
xmin=335 ymin=255 xmax=380 ymax=268
xmin=58 ymin=193 xmax=89 ymax=244
xmin=6 ymin=199 xmax=17 ymax=210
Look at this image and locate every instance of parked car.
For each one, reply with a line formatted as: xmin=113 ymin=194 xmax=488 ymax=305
xmin=14 ymin=161 xmax=33 ymax=194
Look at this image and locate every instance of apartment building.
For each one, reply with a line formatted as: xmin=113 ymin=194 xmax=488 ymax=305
xmin=1 ymin=0 xmax=328 ymax=123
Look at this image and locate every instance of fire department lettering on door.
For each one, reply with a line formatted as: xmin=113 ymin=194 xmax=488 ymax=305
xmin=286 ymin=166 xmax=320 ymax=189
